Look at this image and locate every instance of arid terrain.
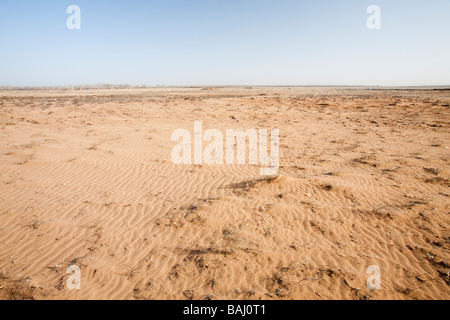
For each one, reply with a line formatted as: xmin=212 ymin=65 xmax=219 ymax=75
xmin=0 ymin=87 xmax=449 ymax=300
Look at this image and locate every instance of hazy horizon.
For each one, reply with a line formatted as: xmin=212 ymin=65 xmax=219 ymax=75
xmin=2 ymin=84 xmax=450 ymax=89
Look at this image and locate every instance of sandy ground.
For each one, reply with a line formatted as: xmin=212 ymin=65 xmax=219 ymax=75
xmin=0 ymin=87 xmax=449 ymax=300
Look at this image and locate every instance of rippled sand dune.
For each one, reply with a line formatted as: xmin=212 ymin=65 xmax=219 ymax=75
xmin=0 ymin=87 xmax=449 ymax=300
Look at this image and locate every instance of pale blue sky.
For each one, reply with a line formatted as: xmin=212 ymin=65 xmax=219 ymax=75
xmin=0 ymin=0 xmax=449 ymax=86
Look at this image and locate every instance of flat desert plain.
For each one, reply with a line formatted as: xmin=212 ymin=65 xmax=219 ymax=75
xmin=0 ymin=87 xmax=449 ymax=300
